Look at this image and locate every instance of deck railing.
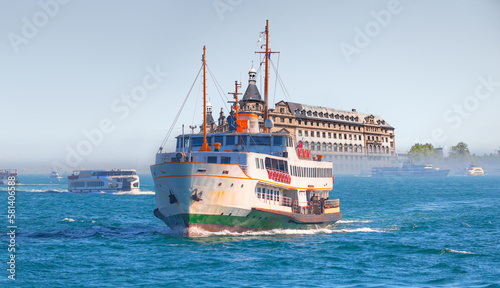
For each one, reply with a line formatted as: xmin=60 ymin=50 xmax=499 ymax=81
xmin=282 ymin=196 xmax=292 ymax=207
xmin=324 ymin=199 xmax=339 ymax=209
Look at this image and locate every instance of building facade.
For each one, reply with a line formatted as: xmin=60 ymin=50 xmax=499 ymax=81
xmin=210 ymin=67 xmax=397 ymax=174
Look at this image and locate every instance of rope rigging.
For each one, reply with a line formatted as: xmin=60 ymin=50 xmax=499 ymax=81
xmin=158 ymin=64 xmax=203 ymax=153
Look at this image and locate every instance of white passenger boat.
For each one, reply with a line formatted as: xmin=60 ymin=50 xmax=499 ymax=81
xmin=0 ymin=169 xmax=20 ymax=185
xmin=67 ymin=169 xmax=140 ymax=192
xmin=464 ymin=164 xmax=485 ymax=176
xmin=151 ymin=21 xmax=341 ymax=236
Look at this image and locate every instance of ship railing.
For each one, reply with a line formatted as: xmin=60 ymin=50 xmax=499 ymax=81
xmin=281 ymin=196 xmax=292 ymax=207
xmin=324 ymin=199 xmax=339 ymax=209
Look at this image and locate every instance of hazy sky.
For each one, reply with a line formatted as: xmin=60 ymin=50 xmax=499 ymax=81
xmin=1 ymin=0 xmax=499 ymax=173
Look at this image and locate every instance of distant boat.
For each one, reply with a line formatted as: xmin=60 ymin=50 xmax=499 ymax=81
xmin=68 ymin=169 xmax=140 ymax=193
xmin=49 ymin=171 xmax=62 ymax=181
xmin=463 ymin=164 xmax=485 ymax=176
xmin=0 ymin=169 xmax=20 ymax=185
xmin=371 ymin=162 xmax=449 ymax=177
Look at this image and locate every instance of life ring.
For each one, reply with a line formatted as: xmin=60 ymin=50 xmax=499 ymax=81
xmin=287 ymin=174 xmax=291 ymax=183
xmin=268 ymin=170 xmax=272 ymax=179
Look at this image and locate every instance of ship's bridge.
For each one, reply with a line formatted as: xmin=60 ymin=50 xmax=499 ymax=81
xmin=174 ymin=132 xmax=294 ymax=157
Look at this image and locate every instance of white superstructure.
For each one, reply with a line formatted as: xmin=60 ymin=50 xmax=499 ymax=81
xmin=68 ymin=169 xmax=140 ymax=192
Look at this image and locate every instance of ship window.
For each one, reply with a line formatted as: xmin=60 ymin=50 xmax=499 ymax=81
xmin=207 ymin=156 xmax=217 ymax=163
xmin=238 ymin=136 xmax=247 ymax=145
xmin=192 ymin=137 xmax=203 ymax=147
xmin=214 ymin=136 xmax=224 ymax=145
xmin=226 ymin=135 xmax=235 ymax=145
xmin=221 ymin=157 xmax=231 ymax=164
xmin=273 ymin=136 xmax=283 ymax=146
xmin=255 ymin=158 xmax=260 ymax=169
xmin=260 ymin=159 xmax=264 ymax=169
xmin=250 ymin=136 xmax=271 ymax=146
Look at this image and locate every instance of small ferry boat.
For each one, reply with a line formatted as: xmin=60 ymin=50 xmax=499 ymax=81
xmin=0 ymin=169 xmax=20 ymax=185
xmin=49 ymin=171 xmax=62 ymax=181
xmin=151 ymin=21 xmax=341 ymax=236
xmin=464 ymin=164 xmax=485 ymax=176
xmin=371 ymin=162 xmax=449 ymax=177
xmin=68 ymin=169 xmax=140 ymax=192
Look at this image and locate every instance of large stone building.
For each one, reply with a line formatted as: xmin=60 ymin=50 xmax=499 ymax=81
xmin=210 ymin=67 xmax=397 ymax=174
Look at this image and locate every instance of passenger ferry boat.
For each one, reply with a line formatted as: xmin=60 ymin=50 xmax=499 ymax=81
xmin=464 ymin=164 xmax=485 ymax=176
xmin=151 ymin=21 xmax=341 ymax=236
xmin=371 ymin=162 xmax=449 ymax=177
xmin=49 ymin=171 xmax=62 ymax=182
xmin=0 ymin=169 xmax=20 ymax=185
xmin=67 ymin=169 xmax=140 ymax=192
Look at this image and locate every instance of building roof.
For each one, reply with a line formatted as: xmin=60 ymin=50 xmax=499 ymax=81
xmin=285 ymin=102 xmax=393 ymax=128
xmin=241 ymin=84 xmax=263 ymax=102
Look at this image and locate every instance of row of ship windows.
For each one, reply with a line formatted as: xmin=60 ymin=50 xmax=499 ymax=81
xmin=290 ymin=166 xmax=333 ymax=178
xmin=177 ymin=135 xmax=294 ymax=148
xmin=69 ymin=181 xmax=104 ymax=188
xmin=256 ymin=187 xmax=280 ymax=202
xmin=253 ymin=156 xmax=332 ymax=178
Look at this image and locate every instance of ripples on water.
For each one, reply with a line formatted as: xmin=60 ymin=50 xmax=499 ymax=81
xmin=0 ymin=175 xmax=499 ymax=287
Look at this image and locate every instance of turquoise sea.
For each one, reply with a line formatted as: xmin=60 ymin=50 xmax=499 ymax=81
xmin=1 ymin=175 xmax=499 ymax=287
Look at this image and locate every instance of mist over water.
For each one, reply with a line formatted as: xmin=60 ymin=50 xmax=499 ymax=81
xmin=1 ymin=174 xmax=499 ymax=287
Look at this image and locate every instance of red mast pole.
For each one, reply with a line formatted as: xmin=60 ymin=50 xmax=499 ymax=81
xmin=264 ymin=20 xmax=270 ymax=133
xmin=199 ymin=46 xmax=212 ymax=152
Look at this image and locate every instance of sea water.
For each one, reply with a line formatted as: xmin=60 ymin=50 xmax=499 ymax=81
xmin=1 ymin=175 xmax=499 ymax=287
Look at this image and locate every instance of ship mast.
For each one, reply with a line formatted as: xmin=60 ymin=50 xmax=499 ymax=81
xmin=228 ymin=81 xmax=242 ymax=122
xmin=256 ymin=20 xmax=278 ymax=133
xmin=264 ymin=20 xmax=270 ymax=133
xmin=199 ymin=46 xmax=212 ymax=152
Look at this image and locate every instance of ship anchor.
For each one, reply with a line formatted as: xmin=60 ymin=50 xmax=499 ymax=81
xmin=191 ymin=189 xmax=203 ymax=202
xmin=169 ymin=190 xmax=177 ymax=204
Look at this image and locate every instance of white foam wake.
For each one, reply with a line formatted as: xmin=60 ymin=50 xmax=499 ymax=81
xmin=24 ymin=189 xmax=68 ymax=193
xmin=187 ymin=226 xmax=386 ymax=237
xmin=61 ymin=218 xmax=75 ymax=222
xmin=112 ymin=190 xmax=155 ymax=195
xmin=337 ymin=219 xmax=374 ymax=224
xmin=443 ymin=248 xmax=474 ymax=255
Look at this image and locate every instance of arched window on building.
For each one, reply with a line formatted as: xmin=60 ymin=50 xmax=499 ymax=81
xmin=354 ymin=145 xmax=358 ymax=153
xmin=339 ymin=143 xmax=343 ymax=152
xmin=334 ymin=143 xmax=338 ymax=152
xmin=317 ymin=142 xmax=321 ymax=151
xmin=386 ymin=147 xmax=389 ymax=154
xmin=345 ymin=145 xmax=348 ymax=152
xmin=369 ymin=145 xmax=372 ymax=153
xmin=311 ymin=141 xmax=315 ymax=151
xmin=328 ymin=143 xmax=332 ymax=151
xmin=377 ymin=146 xmax=381 ymax=153
xmin=304 ymin=142 xmax=309 ymax=150
xmin=359 ymin=145 xmax=363 ymax=153
xmin=322 ymin=142 xmax=326 ymax=151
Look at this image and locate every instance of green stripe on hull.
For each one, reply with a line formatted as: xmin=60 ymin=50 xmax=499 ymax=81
xmin=156 ymin=208 xmax=341 ymax=232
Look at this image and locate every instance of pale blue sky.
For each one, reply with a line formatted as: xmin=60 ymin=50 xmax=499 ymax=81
xmin=1 ymin=0 xmax=499 ymax=173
